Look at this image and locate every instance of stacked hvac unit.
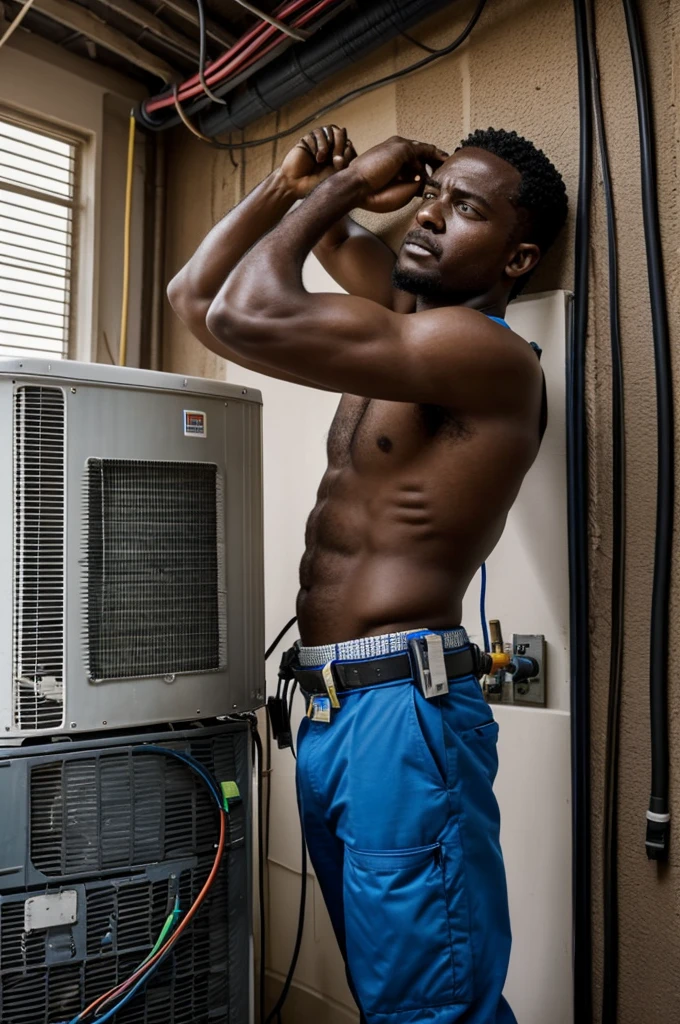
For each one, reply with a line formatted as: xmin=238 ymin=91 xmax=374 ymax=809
xmin=0 ymin=358 xmax=265 ymax=1024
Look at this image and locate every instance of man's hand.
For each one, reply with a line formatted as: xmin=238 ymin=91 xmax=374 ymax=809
xmin=280 ymin=125 xmax=357 ymax=199
xmin=349 ymin=136 xmax=449 ymax=213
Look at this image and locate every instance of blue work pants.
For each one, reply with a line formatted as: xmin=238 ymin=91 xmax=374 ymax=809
xmin=296 ymin=665 xmax=516 ymax=1024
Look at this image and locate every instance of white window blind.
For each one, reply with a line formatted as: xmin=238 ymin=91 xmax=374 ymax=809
xmin=0 ymin=116 xmax=78 ymax=360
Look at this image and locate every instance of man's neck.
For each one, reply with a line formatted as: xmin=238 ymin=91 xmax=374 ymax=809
xmin=415 ymin=291 xmax=510 ymax=318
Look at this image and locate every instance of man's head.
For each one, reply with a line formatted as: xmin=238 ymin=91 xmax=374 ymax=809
xmin=392 ymin=128 xmax=568 ymax=307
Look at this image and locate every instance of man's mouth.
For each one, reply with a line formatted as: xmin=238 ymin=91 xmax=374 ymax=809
xmin=401 ymin=232 xmax=441 ymax=260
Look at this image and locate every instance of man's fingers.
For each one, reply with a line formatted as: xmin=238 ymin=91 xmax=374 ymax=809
xmin=342 ymin=141 xmax=357 ymax=167
xmin=311 ymin=127 xmax=329 ymax=162
xmin=295 ymin=138 xmax=315 ymax=159
xmin=331 ymin=125 xmax=347 ymax=167
xmin=410 ymin=141 xmax=449 ymax=166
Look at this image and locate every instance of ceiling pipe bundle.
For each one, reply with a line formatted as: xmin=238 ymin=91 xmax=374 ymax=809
xmin=137 ymin=0 xmax=456 ymax=134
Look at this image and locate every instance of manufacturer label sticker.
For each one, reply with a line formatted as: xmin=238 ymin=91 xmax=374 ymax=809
xmin=184 ymin=410 xmax=207 ymax=437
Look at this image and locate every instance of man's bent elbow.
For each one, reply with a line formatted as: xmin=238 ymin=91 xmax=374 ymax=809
xmin=205 ymin=298 xmax=252 ymax=350
xmin=166 ymin=270 xmax=184 ymax=308
xmin=167 ymin=272 xmax=198 ymax=326
xmin=167 ymin=274 xmax=213 ymax=339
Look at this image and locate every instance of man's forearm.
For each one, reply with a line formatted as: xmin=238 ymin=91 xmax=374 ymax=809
xmin=167 ymin=169 xmax=298 ymax=308
xmin=212 ymin=169 xmax=367 ymax=324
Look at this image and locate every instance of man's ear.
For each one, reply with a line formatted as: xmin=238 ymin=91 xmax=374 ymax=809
xmin=505 ymin=243 xmax=541 ymax=285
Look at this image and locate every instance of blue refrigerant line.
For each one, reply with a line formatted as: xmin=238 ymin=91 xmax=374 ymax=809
xmin=480 ymin=562 xmax=490 ymax=653
xmin=59 ymin=746 xmax=226 ymax=1024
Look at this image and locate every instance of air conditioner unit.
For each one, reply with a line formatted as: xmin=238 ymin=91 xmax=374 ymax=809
xmin=0 ymin=358 xmax=264 ymax=739
xmin=0 ymin=721 xmax=252 ymax=1024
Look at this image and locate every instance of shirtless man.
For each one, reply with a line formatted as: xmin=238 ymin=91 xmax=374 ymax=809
xmin=168 ymin=125 xmax=567 ymax=1024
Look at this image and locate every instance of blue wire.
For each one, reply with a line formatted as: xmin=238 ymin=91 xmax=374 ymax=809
xmin=61 ymin=746 xmax=226 ymax=1024
xmin=83 ymin=946 xmax=168 ymax=1024
xmin=134 ymin=746 xmax=224 ymax=808
xmin=480 ymin=562 xmax=490 ymax=653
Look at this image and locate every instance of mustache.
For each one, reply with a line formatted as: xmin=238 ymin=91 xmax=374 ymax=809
xmin=401 ymin=230 xmax=442 ymax=259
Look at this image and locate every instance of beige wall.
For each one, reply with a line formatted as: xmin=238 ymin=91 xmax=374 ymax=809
xmin=163 ymin=0 xmax=680 ymax=1020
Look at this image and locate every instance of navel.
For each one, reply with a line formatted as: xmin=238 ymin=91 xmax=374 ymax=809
xmin=377 ymin=435 xmax=393 ymax=454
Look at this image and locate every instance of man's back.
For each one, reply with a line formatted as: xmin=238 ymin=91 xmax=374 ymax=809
xmin=298 ymin=320 xmax=544 ymax=644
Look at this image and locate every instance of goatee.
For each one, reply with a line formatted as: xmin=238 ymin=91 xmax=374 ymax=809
xmin=391 ymin=264 xmax=459 ymax=303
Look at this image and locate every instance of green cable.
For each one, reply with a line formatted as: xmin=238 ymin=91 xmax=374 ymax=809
xmin=142 ymin=902 xmax=181 ymax=966
xmin=90 ymin=901 xmax=182 ymax=1020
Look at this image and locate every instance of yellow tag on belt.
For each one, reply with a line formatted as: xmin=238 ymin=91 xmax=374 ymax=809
xmin=322 ymin=662 xmax=341 ymax=709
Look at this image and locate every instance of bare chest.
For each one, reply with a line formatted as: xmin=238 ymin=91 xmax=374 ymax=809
xmin=326 ymin=394 xmax=468 ymax=471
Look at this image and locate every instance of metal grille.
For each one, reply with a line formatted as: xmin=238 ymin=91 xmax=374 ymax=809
xmin=13 ymin=385 xmax=66 ymax=731
xmin=0 ymin=859 xmax=230 ymax=1024
xmin=85 ymin=459 xmax=226 ymax=682
xmin=30 ymin=741 xmax=242 ymax=877
xmin=0 ymin=114 xmax=78 ymax=360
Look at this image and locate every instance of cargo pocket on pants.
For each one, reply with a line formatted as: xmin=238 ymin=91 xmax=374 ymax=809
xmin=461 ymin=718 xmax=500 ymax=784
xmin=343 ymin=842 xmax=458 ymax=1015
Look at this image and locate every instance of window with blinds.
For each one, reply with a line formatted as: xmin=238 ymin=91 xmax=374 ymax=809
xmin=0 ymin=115 xmax=78 ymax=361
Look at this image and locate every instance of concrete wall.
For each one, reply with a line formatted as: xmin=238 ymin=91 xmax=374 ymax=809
xmin=163 ymin=1 xmax=680 ymax=1020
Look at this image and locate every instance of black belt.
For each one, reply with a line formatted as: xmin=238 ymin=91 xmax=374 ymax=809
xmin=295 ymin=646 xmax=478 ymax=696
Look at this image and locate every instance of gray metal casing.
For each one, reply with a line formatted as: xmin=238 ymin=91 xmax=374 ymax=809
xmin=0 ymin=722 xmax=252 ymax=1023
xmin=0 ymin=358 xmax=265 ymax=737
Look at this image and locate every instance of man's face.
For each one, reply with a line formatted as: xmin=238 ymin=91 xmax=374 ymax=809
xmin=393 ymin=147 xmax=531 ymax=304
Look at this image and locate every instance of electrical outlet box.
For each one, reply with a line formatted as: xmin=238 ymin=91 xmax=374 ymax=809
xmin=512 ymin=634 xmax=546 ymax=706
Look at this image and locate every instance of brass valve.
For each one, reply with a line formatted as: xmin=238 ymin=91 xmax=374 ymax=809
xmin=488 ymin=650 xmax=512 ymax=673
xmin=488 ymin=619 xmax=512 ymax=671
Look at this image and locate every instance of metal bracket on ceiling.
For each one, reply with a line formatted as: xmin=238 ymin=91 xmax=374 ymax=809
xmin=230 ymin=0 xmax=310 ymax=41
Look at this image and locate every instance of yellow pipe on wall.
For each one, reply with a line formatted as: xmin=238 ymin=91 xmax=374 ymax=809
xmin=119 ymin=113 xmax=136 ymax=367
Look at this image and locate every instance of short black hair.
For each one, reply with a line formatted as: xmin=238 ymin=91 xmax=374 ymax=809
xmin=457 ymin=127 xmax=568 ymax=297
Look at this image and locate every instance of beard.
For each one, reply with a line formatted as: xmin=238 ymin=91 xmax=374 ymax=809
xmin=391 ymin=263 xmax=463 ymax=304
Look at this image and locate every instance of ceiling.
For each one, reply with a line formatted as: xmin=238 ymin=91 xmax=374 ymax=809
xmin=3 ymin=0 xmax=302 ymax=89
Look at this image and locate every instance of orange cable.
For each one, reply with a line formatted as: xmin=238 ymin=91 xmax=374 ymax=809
xmin=80 ymin=810 xmax=227 ymax=1021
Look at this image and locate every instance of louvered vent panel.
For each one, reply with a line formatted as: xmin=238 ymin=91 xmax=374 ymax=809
xmin=85 ymin=459 xmax=225 ymax=682
xmin=0 ymin=862 xmax=228 ymax=1024
xmin=29 ymin=740 xmax=242 ymax=877
xmin=13 ymin=385 xmax=66 ymax=731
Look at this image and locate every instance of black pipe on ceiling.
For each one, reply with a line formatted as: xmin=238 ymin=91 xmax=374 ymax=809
xmin=137 ymin=0 xmax=458 ymax=135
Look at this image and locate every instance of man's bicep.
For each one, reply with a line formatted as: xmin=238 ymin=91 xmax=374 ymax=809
xmin=169 ymin=295 xmax=336 ymax=391
xmin=258 ymin=303 xmax=524 ymax=406
xmin=240 ymin=297 xmax=452 ymax=402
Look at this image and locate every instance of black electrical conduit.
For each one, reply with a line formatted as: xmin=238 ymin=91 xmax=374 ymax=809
xmin=622 ymin=0 xmax=674 ymax=864
xmin=585 ymin=1 xmax=625 ymax=1020
xmin=138 ymin=0 xmax=471 ymax=135
xmin=569 ymin=1 xmax=593 ymax=1021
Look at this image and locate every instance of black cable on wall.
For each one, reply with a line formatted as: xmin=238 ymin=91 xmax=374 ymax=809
xmin=622 ymin=0 xmax=674 ymax=863
xmin=585 ymin=0 xmax=625 ymax=1019
xmin=569 ymin=1 xmax=594 ymax=1019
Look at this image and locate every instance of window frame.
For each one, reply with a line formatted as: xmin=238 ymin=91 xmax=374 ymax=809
xmin=0 ymin=106 xmax=84 ymax=361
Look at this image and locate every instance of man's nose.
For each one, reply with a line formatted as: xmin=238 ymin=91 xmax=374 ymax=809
xmin=415 ymin=201 xmax=445 ymax=233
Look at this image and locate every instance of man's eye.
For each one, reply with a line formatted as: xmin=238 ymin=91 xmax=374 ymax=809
xmin=456 ymin=201 xmax=480 ymax=218
xmin=422 ymin=190 xmax=437 ymax=200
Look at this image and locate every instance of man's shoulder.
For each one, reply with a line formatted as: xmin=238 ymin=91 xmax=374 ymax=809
xmin=415 ymin=306 xmax=538 ymax=368
xmin=407 ymin=305 xmax=542 ymax=420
